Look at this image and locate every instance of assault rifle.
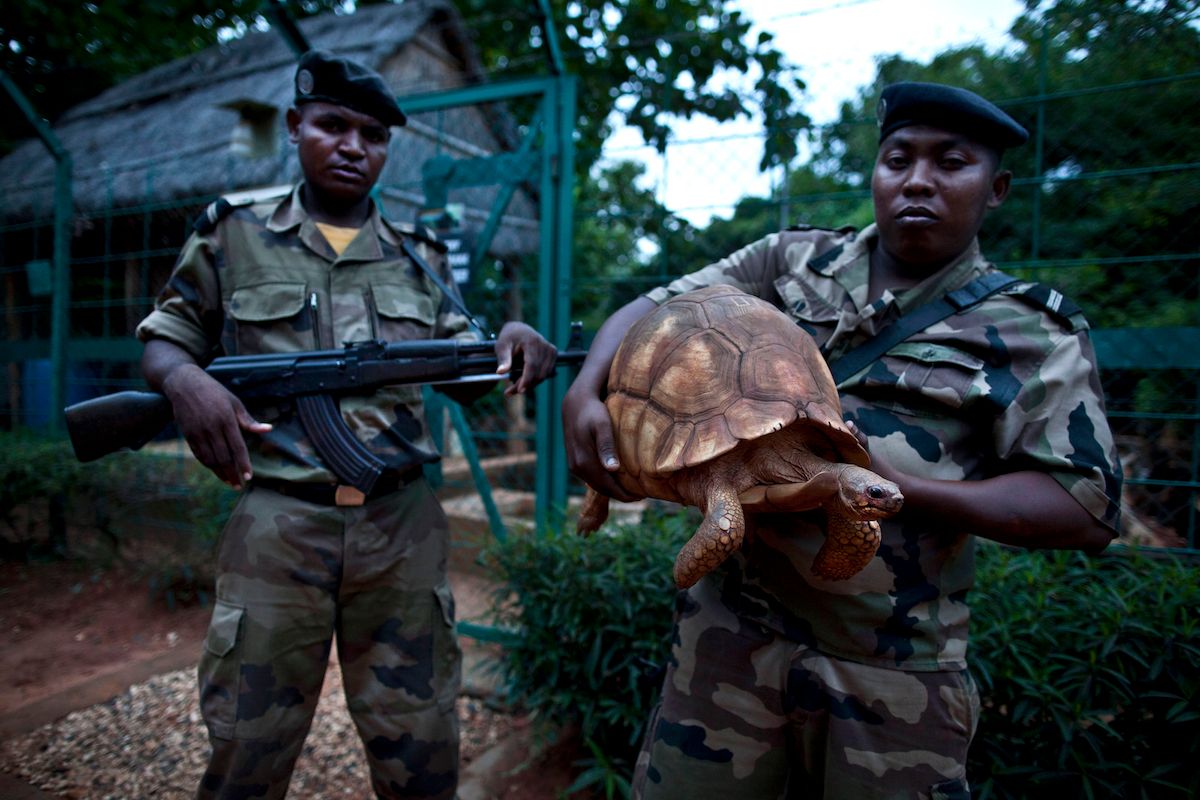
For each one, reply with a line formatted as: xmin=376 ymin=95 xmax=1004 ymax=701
xmin=64 ymin=324 xmax=588 ymax=494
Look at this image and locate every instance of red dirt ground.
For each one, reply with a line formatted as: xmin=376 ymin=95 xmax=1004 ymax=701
xmin=0 ymin=560 xmax=211 ymax=716
xmin=0 ymin=559 xmax=584 ymax=799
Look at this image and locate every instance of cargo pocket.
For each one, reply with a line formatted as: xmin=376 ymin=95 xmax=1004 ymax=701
xmin=198 ymin=599 xmax=245 ymax=739
xmin=372 ymin=283 xmax=436 ymax=341
xmin=864 ymin=342 xmax=985 ymax=415
xmin=372 ymin=283 xmax=438 ymax=406
xmin=228 ymin=281 xmax=309 ymax=353
xmin=432 ymin=580 xmax=462 ymax=712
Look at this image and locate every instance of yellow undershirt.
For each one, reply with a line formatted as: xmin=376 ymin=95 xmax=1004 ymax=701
xmin=315 ymin=222 xmax=361 ymax=257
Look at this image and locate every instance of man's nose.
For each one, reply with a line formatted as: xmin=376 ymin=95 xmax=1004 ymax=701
xmin=902 ymin=160 xmax=935 ymax=195
xmin=339 ymin=130 xmax=366 ymax=157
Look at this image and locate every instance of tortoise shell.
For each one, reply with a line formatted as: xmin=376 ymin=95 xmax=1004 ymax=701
xmin=606 ymin=284 xmax=869 ymax=486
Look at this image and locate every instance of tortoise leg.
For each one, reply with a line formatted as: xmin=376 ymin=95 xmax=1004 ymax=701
xmin=576 ymin=487 xmax=610 ymax=536
xmin=811 ymin=509 xmax=882 ymax=580
xmin=673 ymin=481 xmax=744 ymax=589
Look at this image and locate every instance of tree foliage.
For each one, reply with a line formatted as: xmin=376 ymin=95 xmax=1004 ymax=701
xmin=0 ymin=0 xmax=266 ymax=150
xmin=810 ymin=0 xmax=1200 ymax=332
xmin=456 ymin=0 xmax=809 ymax=173
xmin=1 ymin=0 xmax=809 ymax=174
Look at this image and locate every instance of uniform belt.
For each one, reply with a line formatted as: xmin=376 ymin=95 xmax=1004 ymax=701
xmin=253 ymin=469 xmax=423 ymax=507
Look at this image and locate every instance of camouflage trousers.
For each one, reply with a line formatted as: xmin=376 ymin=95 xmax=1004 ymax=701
xmin=195 ymin=478 xmax=462 ymax=800
xmin=632 ymin=580 xmax=978 ymax=800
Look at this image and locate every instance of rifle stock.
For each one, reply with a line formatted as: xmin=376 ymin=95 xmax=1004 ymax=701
xmin=65 ymin=390 xmax=175 ymax=463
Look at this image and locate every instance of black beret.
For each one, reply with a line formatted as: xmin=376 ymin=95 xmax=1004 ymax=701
xmin=877 ymin=81 xmax=1028 ymax=151
xmin=294 ymin=49 xmax=407 ymax=128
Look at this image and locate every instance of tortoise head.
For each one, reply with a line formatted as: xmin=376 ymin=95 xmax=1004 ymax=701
xmin=837 ymin=465 xmax=903 ymax=519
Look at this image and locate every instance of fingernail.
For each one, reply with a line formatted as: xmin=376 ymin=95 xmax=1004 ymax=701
xmin=243 ymin=472 xmax=252 ymax=482
xmin=605 ymin=457 xmax=618 ymax=469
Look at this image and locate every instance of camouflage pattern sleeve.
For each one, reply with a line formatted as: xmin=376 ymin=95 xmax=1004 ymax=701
xmin=994 ymin=324 xmax=1123 ymax=531
xmin=134 ymin=231 xmax=223 ymax=360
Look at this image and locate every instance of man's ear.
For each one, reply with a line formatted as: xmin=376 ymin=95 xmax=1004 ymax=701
xmin=285 ymin=107 xmax=302 ymax=144
xmin=987 ymin=169 xmax=1012 ymax=209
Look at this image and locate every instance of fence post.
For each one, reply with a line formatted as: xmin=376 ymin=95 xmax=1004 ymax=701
xmin=0 ymin=71 xmax=73 ymax=431
xmin=534 ymin=74 xmax=577 ymax=534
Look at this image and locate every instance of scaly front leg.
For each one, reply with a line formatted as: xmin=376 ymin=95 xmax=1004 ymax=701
xmin=673 ymin=480 xmax=744 ymax=589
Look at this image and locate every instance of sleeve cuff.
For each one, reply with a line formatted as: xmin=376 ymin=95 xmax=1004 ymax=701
xmin=135 ymin=310 xmax=211 ymax=360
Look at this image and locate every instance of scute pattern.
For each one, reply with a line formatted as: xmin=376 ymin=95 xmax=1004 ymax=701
xmin=607 ymin=284 xmax=865 ymax=477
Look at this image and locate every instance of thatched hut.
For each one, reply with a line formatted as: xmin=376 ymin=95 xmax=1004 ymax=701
xmin=0 ymin=0 xmax=541 ymax=425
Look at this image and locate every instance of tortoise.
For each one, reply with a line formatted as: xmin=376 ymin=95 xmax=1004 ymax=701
xmin=576 ymin=284 xmax=904 ymax=589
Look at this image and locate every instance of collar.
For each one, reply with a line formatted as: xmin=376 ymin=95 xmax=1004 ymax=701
xmin=267 ymin=183 xmax=385 ymax=262
xmin=820 ymin=224 xmax=991 ymax=315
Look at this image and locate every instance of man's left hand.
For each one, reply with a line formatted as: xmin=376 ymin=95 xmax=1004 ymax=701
xmin=495 ymin=322 xmax=558 ymax=395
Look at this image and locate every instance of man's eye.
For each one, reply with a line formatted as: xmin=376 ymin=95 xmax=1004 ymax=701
xmin=886 ymin=157 xmax=908 ymax=169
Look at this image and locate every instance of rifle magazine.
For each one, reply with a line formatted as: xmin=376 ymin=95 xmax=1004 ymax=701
xmin=295 ymin=394 xmax=387 ymax=494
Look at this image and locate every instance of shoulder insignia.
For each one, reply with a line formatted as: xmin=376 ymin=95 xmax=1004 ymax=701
xmin=192 ymin=196 xmax=252 ymax=235
xmin=192 ymin=185 xmax=289 ymax=235
xmin=1002 ymin=282 xmax=1086 ymax=330
xmin=779 ymin=225 xmax=856 ymax=274
xmin=809 ymin=243 xmax=845 ymax=271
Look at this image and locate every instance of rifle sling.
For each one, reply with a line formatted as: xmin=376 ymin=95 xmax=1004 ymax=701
xmin=827 ymin=271 xmax=1021 ymax=385
xmin=401 ymin=238 xmax=491 ymax=338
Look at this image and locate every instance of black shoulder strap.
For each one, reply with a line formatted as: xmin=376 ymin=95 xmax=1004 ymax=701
xmin=827 ymin=271 xmax=1021 ymax=385
xmin=193 ymin=198 xmax=237 ymax=235
xmin=400 ymin=238 xmax=492 ymax=338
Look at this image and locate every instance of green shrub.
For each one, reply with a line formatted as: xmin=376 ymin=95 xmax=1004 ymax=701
xmin=488 ymin=505 xmax=693 ymax=779
xmin=0 ymin=429 xmax=235 ymax=603
xmin=969 ymin=544 xmax=1200 ymax=799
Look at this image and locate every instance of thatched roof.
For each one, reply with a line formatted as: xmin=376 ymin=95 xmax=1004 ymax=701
xmin=0 ymin=0 xmax=537 ymax=253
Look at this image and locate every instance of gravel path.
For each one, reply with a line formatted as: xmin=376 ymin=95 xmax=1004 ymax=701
xmin=0 ymin=661 xmax=516 ymax=799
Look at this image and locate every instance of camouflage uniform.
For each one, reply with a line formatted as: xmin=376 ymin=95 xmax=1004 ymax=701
xmin=137 ymin=184 xmax=475 ymax=799
xmin=632 ymin=224 xmax=1122 ymax=799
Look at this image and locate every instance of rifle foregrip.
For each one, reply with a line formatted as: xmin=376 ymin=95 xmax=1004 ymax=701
xmin=64 ymin=391 xmax=175 ymax=463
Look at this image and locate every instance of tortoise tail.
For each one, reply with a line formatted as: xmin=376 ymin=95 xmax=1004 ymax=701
xmin=673 ymin=481 xmax=744 ymax=589
xmin=576 ymin=487 xmax=610 ymax=536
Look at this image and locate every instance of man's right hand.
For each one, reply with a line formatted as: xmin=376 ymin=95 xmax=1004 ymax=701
xmin=562 ymin=387 xmax=637 ymax=502
xmin=142 ymin=338 xmax=272 ymax=487
xmin=162 ymin=365 xmax=271 ymax=488
xmin=560 ymin=295 xmax=658 ymax=502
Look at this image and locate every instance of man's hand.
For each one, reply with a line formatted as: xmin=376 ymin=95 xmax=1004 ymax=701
xmin=161 ymin=365 xmax=272 ymax=488
xmin=143 ymin=339 xmax=272 ymax=488
xmin=494 ymin=321 xmax=557 ymax=396
xmin=562 ymin=385 xmax=637 ymax=501
xmin=560 ymin=296 xmax=657 ymax=502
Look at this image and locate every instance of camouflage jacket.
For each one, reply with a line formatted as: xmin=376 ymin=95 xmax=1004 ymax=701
xmin=136 ymin=184 xmax=478 ymax=484
xmin=645 ymin=223 xmax=1122 ymax=671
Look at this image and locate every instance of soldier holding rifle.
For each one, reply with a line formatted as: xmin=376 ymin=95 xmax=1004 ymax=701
xmin=136 ymin=50 xmax=556 ymax=800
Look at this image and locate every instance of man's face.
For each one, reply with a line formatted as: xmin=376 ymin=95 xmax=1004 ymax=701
xmin=871 ymin=125 xmax=1010 ymax=270
xmin=287 ymin=102 xmax=390 ymax=205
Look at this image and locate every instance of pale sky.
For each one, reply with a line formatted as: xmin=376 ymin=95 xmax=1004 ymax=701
xmin=599 ymin=0 xmax=1027 ymax=225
